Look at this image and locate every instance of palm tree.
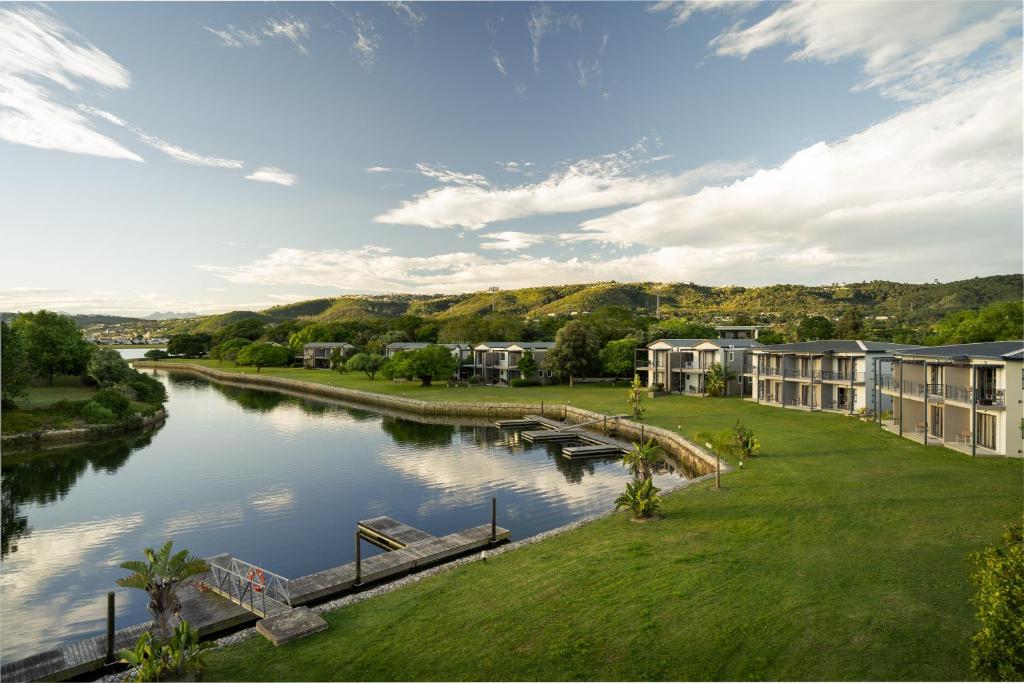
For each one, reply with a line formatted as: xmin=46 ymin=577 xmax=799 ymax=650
xmin=621 ymin=439 xmax=662 ymax=481
xmin=615 ymin=477 xmax=662 ymax=519
xmin=117 ymin=541 xmax=208 ymax=642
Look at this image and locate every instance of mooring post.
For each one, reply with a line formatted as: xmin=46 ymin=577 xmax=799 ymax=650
xmin=354 ymin=529 xmax=362 ymax=585
xmin=541 ymin=400 xmax=544 ymax=417
xmin=106 ymin=591 xmax=115 ymax=663
xmin=491 ymin=497 xmax=497 ymax=543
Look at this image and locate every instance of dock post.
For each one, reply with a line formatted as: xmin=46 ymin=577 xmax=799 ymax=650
xmin=105 ymin=591 xmax=115 ymax=663
xmin=491 ymin=497 xmax=497 ymax=543
xmin=541 ymin=401 xmax=544 ymax=417
xmin=355 ymin=529 xmax=361 ymax=585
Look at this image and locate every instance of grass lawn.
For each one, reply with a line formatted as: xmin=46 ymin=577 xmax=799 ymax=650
xmin=165 ymin=361 xmax=1024 ymax=681
xmin=16 ymin=375 xmax=96 ymax=408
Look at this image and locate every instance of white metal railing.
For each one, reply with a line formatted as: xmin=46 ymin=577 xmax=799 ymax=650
xmin=208 ymin=557 xmax=291 ymax=616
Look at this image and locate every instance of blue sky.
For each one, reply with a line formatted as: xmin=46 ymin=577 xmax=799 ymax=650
xmin=1 ymin=1 xmax=1020 ymax=315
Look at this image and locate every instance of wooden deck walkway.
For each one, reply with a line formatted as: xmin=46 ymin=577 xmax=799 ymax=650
xmin=2 ymin=517 xmax=510 ymax=682
xmin=501 ymin=414 xmax=632 ymax=458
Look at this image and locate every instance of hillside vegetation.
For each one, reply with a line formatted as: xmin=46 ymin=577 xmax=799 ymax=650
xmin=171 ymin=275 xmax=1022 ymax=334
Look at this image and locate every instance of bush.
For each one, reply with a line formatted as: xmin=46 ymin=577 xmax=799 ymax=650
xmin=125 ymin=372 xmax=167 ymax=404
xmin=510 ymin=378 xmax=540 ymax=388
xmin=81 ymin=401 xmax=116 ymax=424
xmin=144 ymin=349 xmax=169 ymax=360
xmin=968 ymin=523 xmax=1024 ymax=680
xmin=93 ymin=388 xmax=133 ymax=421
xmin=88 ymin=348 xmax=132 ymax=387
xmin=120 ymin=620 xmax=214 ymax=682
xmin=467 ymin=374 xmax=483 ymax=385
xmin=614 ymin=478 xmax=662 ymax=519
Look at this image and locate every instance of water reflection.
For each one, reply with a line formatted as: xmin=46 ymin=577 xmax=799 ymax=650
xmin=0 ymin=369 xmax=690 ymax=660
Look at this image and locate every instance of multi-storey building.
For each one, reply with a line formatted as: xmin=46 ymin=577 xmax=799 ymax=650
xmin=302 ymin=342 xmax=355 ymax=369
xmin=880 ymin=341 xmax=1023 ymax=457
xmin=471 ymin=341 xmax=555 ymax=384
xmin=638 ymin=338 xmax=762 ymax=396
xmin=744 ymin=340 xmax=909 ymax=413
xmin=714 ymin=325 xmax=763 ymax=340
xmin=384 ymin=342 xmax=473 ymax=379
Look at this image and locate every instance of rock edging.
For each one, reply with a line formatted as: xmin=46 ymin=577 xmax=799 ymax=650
xmin=1 ymin=408 xmax=167 ymax=451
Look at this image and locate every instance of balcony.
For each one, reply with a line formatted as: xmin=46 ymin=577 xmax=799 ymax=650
xmin=820 ymin=371 xmax=865 ymax=382
xmin=742 ymin=364 xmax=754 ymax=374
xmin=761 ymin=367 xmax=784 ymax=378
xmin=635 ymin=358 xmax=651 ymax=369
xmin=786 ymin=369 xmax=819 ymax=380
xmin=944 ymin=385 xmax=1006 ymax=407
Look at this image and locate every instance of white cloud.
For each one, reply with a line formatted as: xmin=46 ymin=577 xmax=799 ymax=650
xmin=374 ymin=139 xmax=753 ymax=229
xmin=490 ymin=52 xmax=509 ymax=77
xmin=137 ymin=132 xmax=243 ymax=168
xmin=262 ymin=18 xmax=311 ymax=55
xmin=0 ymin=7 xmax=141 ymax=160
xmin=648 ymin=0 xmax=758 ymax=28
xmin=245 ymin=166 xmax=299 ymax=186
xmin=351 ymin=13 xmax=380 ymax=69
xmin=529 ymin=4 xmax=582 ymax=72
xmin=479 ymin=231 xmax=547 ymax=251
xmin=204 ymin=25 xmax=261 ymax=48
xmin=709 ymin=1 xmax=1021 ymax=101
xmin=390 ymin=2 xmax=426 ymax=32
xmin=415 ymin=162 xmax=489 ymax=187
xmin=577 ymin=65 xmax=1022 ymax=260
xmin=366 ymin=165 xmax=396 ymax=173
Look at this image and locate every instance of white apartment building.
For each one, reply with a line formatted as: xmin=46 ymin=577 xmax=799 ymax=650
xmin=303 ymin=342 xmax=355 ymax=369
xmin=744 ymin=340 xmax=909 ymax=413
xmin=471 ymin=341 xmax=555 ymax=384
xmin=639 ymin=338 xmax=762 ymax=396
xmin=880 ymin=341 xmax=1023 ymax=457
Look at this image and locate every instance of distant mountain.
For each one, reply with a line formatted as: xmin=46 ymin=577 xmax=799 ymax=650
xmin=142 ymin=311 xmax=200 ymax=320
xmin=0 ymin=312 xmax=149 ymax=326
xmin=166 ymin=274 xmax=1023 ymax=333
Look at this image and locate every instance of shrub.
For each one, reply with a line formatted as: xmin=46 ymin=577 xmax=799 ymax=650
xmin=968 ymin=523 xmax=1024 ymax=680
xmin=88 ymin=348 xmax=132 ymax=387
xmin=510 ymin=378 xmax=540 ymax=388
xmin=881 ymin=409 xmax=893 ymax=421
xmin=653 ymin=382 xmax=664 ymax=391
xmin=143 ymin=349 xmax=169 ymax=360
xmin=119 ymin=620 xmax=214 ymax=682
xmin=81 ymin=401 xmax=116 ymax=424
xmin=467 ymin=374 xmax=483 ymax=385
xmin=614 ymin=478 xmax=662 ymax=519
xmin=125 ymin=372 xmax=167 ymax=404
xmin=93 ymin=388 xmax=133 ymax=421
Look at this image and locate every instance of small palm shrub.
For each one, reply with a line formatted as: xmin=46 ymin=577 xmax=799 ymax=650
xmin=120 ymin=620 xmax=213 ymax=682
xmin=117 ymin=541 xmax=208 ymax=641
xmin=615 ymin=478 xmax=662 ymax=519
xmin=621 ymin=439 xmax=661 ymax=481
xmin=733 ymin=422 xmax=761 ymax=458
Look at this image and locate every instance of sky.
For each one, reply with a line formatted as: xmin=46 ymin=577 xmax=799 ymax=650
xmin=0 ymin=1 xmax=1021 ymax=316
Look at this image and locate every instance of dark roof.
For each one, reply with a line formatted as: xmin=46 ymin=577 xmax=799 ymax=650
xmin=649 ymin=338 xmax=708 ymax=347
xmin=753 ymin=340 xmax=914 ymax=354
xmin=303 ymin=341 xmax=353 ymax=348
xmin=386 ymin=342 xmax=469 ymax=350
xmin=475 ymin=341 xmax=555 ymax=349
xmin=893 ymin=341 xmax=1024 ymax=361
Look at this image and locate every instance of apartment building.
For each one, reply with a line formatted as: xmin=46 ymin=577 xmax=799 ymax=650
xmin=384 ymin=342 xmax=473 ymax=379
xmin=302 ymin=342 xmax=355 ymax=369
xmin=744 ymin=340 xmax=908 ymax=413
xmin=639 ymin=338 xmax=762 ymax=396
xmin=880 ymin=341 xmax=1023 ymax=457
xmin=471 ymin=341 xmax=555 ymax=384
xmin=714 ymin=325 xmax=763 ymax=340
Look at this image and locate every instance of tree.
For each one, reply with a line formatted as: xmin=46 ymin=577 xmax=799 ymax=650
xmin=1 ymin=321 xmax=30 ymax=405
xmin=382 ymin=345 xmax=456 ymax=386
xmin=87 ymin=348 xmax=132 ymax=387
xmin=11 ymin=310 xmax=94 ymax=384
xmin=517 ymin=349 xmax=538 ymax=379
xmin=330 ymin=347 xmax=344 ymax=370
xmin=834 ymin=308 xmax=865 ymax=338
xmin=116 ymin=541 xmax=208 ymax=642
xmin=796 ymin=315 xmax=835 ymax=341
xmin=621 ymin=439 xmax=662 ymax=481
xmin=346 ymin=352 xmax=386 ymax=380
xmin=646 ymin=318 xmax=716 ymax=343
xmin=967 ymin=523 xmax=1024 ymax=681
xmin=214 ymin=337 xmax=252 ymax=364
xmin=600 ymin=337 xmax=638 ymax=380
xmin=731 ymin=313 xmax=755 ymax=326
xmin=167 ymin=333 xmax=211 ymax=358
xmin=757 ymin=330 xmax=786 ymax=345
xmin=698 ymin=421 xmax=761 ymax=490
xmin=235 ymin=343 xmax=290 ymax=372
xmin=928 ymin=301 xmax=1024 ymax=345
xmin=143 ymin=349 xmax=169 ymax=360
xmin=704 ymin=362 xmax=735 ymax=397
xmin=627 ymin=373 xmax=646 ymax=420
xmin=546 ymin=321 xmax=600 ymax=386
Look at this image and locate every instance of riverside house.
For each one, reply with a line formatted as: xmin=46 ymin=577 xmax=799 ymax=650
xmin=471 ymin=341 xmax=555 ymax=385
xmin=744 ymin=340 xmax=910 ymax=413
xmin=384 ymin=342 xmax=473 ymax=379
xmin=879 ymin=341 xmax=1024 ymax=457
xmin=638 ymin=339 xmax=763 ymax=396
xmin=303 ymin=342 xmax=355 ymax=369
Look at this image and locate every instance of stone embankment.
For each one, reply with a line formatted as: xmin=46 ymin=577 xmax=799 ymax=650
xmin=2 ymin=408 xmax=166 ymax=451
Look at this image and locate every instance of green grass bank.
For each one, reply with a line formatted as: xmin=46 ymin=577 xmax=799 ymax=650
xmin=141 ymin=361 xmax=1022 ymax=680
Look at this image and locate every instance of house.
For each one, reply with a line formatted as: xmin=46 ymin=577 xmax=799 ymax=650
xmin=471 ymin=341 xmax=555 ymax=384
xmin=302 ymin=342 xmax=355 ymax=369
xmin=879 ymin=341 xmax=1023 ymax=457
xmin=639 ymin=339 xmax=762 ymax=395
xmin=384 ymin=342 xmax=473 ymax=379
xmin=714 ymin=325 xmax=764 ymax=340
xmin=744 ymin=340 xmax=910 ymax=413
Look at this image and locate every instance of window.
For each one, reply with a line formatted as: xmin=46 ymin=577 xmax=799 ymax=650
xmin=728 ymin=352 xmax=735 ymax=362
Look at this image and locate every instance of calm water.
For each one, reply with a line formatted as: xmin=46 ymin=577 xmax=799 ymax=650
xmin=0 ymin=365 xmax=689 ymax=660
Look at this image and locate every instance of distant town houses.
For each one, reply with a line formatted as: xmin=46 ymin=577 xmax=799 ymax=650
xmin=91 ymin=335 xmax=170 ymax=345
xmin=471 ymin=341 xmax=555 ymax=385
xmin=638 ymin=338 xmax=763 ymax=396
xmin=744 ymin=340 xmax=909 ymax=414
xmin=302 ymin=342 xmax=355 ymax=369
xmin=879 ymin=341 xmax=1023 ymax=457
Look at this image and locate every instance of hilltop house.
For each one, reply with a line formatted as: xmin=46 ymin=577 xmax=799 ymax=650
xmin=471 ymin=341 xmax=555 ymax=385
xmin=743 ymin=340 xmax=910 ymax=413
xmin=714 ymin=325 xmax=764 ymax=340
xmin=303 ymin=342 xmax=355 ymax=369
xmin=879 ymin=341 xmax=1023 ymax=457
xmin=638 ymin=339 xmax=762 ymax=396
xmin=384 ymin=342 xmax=473 ymax=379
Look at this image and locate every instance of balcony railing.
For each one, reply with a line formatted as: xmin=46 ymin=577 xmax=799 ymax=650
xmin=635 ymin=359 xmax=651 ymax=368
xmin=742 ymin=364 xmax=754 ymax=374
xmin=827 ymin=400 xmax=853 ymax=411
xmin=820 ymin=370 xmax=865 ymax=382
xmin=943 ymin=385 xmax=1006 ymax=406
xmin=786 ymin=369 xmax=819 ymax=380
xmin=761 ymin=367 xmax=784 ymax=377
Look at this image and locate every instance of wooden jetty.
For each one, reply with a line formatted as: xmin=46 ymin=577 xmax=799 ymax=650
xmin=498 ymin=414 xmax=633 ymax=459
xmin=2 ymin=516 xmax=510 ymax=682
